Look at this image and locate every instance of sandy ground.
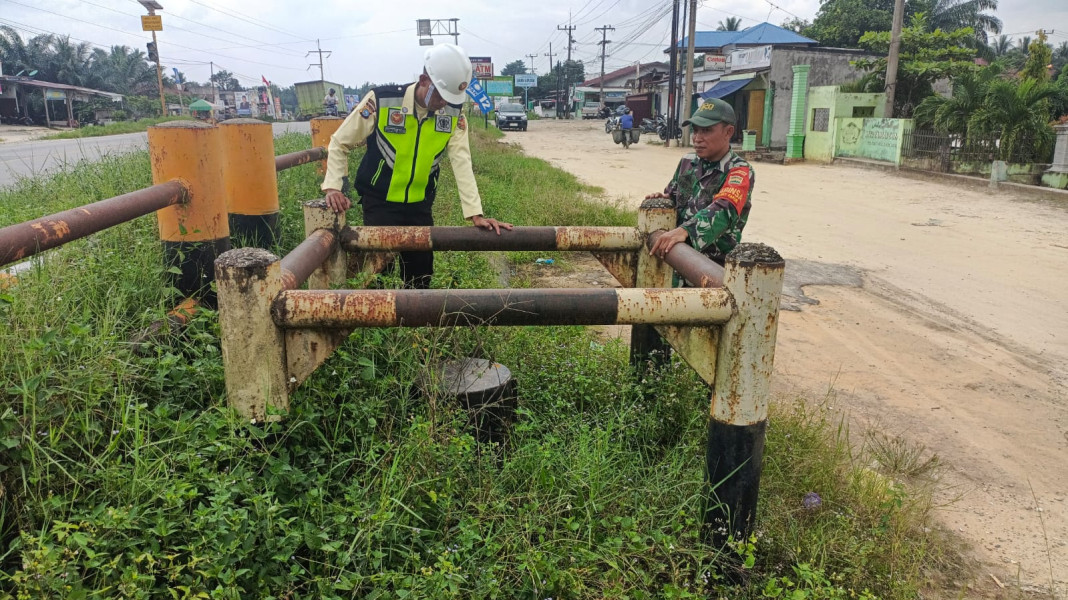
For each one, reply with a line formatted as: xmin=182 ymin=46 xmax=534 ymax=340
xmin=0 ymin=124 xmax=56 ymax=144
xmin=507 ymin=118 xmax=1067 ymax=597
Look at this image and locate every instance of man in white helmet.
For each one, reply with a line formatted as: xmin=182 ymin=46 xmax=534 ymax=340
xmin=321 ymin=43 xmax=513 ymax=288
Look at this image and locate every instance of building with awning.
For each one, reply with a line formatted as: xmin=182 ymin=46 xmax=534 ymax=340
xmin=657 ymin=23 xmax=879 ymax=149
xmin=0 ymin=76 xmax=123 ymax=127
xmin=573 ymin=61 xmax=668 ymax=121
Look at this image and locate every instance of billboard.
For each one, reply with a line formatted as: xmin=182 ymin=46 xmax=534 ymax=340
xmin=704 ymin=55 xmax=727 ymax=71
xmin=514 ymin=74 xmax=537 ymax=88
xmin=485 ymin=77 xmax=514 ymax=96
xmin=730 ymin=45 xmax=772 ymax=71
xmin=470 ymin=56 xmax=493 ymax=79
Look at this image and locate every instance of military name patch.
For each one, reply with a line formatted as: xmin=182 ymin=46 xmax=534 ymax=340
xmin=384 ymin=108 xmax=406 ymax=134
xmin=435 ymin=115 xmax=453 ymax=133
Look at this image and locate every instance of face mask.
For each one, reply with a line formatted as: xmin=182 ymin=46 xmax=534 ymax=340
xmin=423 ymin=84 xmax=436 ymax=107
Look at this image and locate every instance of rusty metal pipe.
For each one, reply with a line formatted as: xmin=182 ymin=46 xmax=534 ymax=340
xmin=0 ymin=180 xmax=188 ymax=267
xmin=648 ymin=230 xmax=726 ymax=288
xmin=272 ymin=287 xmax=734 ymax=329
xmin=279 ymin=228 xmax=337 ymax=290
xmin=340 ymin=226 xmax=643 ymax=252
xmin=275 ymin=147 xmax=328 ymax=171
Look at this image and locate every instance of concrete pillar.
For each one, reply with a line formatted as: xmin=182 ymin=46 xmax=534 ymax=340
xmin=786 ymin=65 xmax=810 ymax=160
xmin=148 ymin=120 xmax=230 ymax=306
xmin=1042 ymin=124 xmax=1068 ymax=190
xmin=220 ymin=118 xmax=280 ymax=248
xmin=303 ymin=200 xmax=347 ymax=289
xmin=215 ymin=248 xmax=288 ymax=421
xmin=704 ymin=242 xmax=785 ymax=546
xmin=630 ymin=197 xmax=676 ymax=370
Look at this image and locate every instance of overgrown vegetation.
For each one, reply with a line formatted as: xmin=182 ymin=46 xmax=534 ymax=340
xmin=0 ymin=128 xmax=959 ymax=598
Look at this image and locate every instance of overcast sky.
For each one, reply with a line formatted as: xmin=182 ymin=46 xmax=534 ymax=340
xmin=2 ymin=0 xmax=1066 ymax=89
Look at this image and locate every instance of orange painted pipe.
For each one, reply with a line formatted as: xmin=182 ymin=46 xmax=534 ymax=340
xmin=310 ymin=116 xmax=344 ymax=175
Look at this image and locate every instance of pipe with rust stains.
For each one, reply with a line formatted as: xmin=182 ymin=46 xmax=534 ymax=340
xmin=340 ymin=226 xmax=643 ymax=252
xmin=221 ymin=119 xmax=280 ymax=247
xmin=278 ymin=228 xmax=337 ymax=290
xmin=0 ymin=180 xmax=187 ymax=267
xmin=647 ymin=230 xmax=725 ymax=288
xmin=275 ymin=147 xmax=328 ymax=172
xmin=310 ymin=117 xmax=344 ymax=174
xmin=271 ymin=287 xmax=735 ymax=329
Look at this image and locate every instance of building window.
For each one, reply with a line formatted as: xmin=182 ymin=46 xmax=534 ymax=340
xmin=811 ymin=108 xmax=829 ymax=132
xmin=852 ymin=106 xmax=875 ymax=118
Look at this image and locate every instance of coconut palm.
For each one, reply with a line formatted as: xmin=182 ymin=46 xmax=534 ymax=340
xmin=922 ymin=0 xmax=1001 ymax=43
xmin=716 ymin=17 xmax=743 ymax=31
xmin=46 ymin=36 xmax=92 ymax=87
xmin=89 ymin=45 xmax=157 ymax=95
xmin=989 ymin=34 xmax=1012 ymax=57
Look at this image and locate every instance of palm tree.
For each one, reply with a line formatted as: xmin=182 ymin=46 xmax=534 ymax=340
xmin=89 ymin=45 xmax=157 ymax=95
xmin=47 ymin=36 xmax=92 ymax=87
xmin=716 ymin=17 xmax=742 ymax=31
xmin=914 ymin=67 xmax=1000 ymax=134
xmin=990 ymin=34 xmax=1012 ymax=57
xmin=1017 ymin=36 xmax=1032 ymax=53
xmin=969 ymin=78 xmax=1060 ymax=162
xmin=922 ymin=0 xmax=1001 ymax=43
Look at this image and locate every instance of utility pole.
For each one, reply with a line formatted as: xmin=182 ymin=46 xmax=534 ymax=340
xmin=307 ymin=39 xmax=331 ymax=82
xmin=884 ymin=0 xmax=905 ymax=117
xmin=138 ymin=0 xmax=166 ymax=116
xmin=681 ymin=0 xmax=697 ymax=146
xmin=666 ymin=0 xmax=680 ymax=146
xmin=545 ymin=43 xmax=557 ymax=118
xmin=209 ymin=61 xmax=216 ymax=103
xmin=595 ymin=25 xmax=615 ymax=107
xmin=559 ymin=20 xmax=577 ymax=118
xmin=526 ymin=53 xmax=538 ymax=75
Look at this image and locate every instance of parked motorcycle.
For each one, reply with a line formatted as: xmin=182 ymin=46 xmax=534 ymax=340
xmin=640 ymin=116 xmax=659 ymax=134
xmin=604 ymin=115 xmax=619 ymax=134
xmin=657 ymin=116 xmax=682 ymax=141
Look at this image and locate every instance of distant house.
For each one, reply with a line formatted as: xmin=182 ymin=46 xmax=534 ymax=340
xmin=574 ymin=61 xmax=668 ymax=123
xmin=656 ymin=22 xmax=878 ymax=148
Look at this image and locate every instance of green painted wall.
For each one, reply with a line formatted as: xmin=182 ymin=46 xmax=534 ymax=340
xmin=803 ymin=86 xmax=838 ymax=162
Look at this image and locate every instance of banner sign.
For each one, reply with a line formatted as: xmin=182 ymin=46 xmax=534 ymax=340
xmin=465 ymin=75 xmax=493 ymax=114
xmin=470 ymin=56 xmax=493 ymax=79
xmin=730 ymin=45 xmax=772 ymax=71
xmin=514 ymin=74 xmax=537 ymax=88
xmin=44 ymin=89 xmax=66 ymax=100
xmin=141 ymin=15 xmax=162 ymax=31
xmin=485 ymin=77 xmax=514 ymax=96
xmin=704 ymin=55 xmax=727 ymax=70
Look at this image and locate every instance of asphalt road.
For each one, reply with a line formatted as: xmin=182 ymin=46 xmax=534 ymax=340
xmin=0 ymin=121 xmax=311 ymax=189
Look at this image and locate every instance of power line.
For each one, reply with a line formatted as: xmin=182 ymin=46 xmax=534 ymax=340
xmin=178 ymin=0 xmax=305 ymax=40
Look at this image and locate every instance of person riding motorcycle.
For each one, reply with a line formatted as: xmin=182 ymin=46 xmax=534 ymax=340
xmin=620 ymin=107 xmax=633 ymax=131
xmin=324 ymin=88 xmax=339 ymax=116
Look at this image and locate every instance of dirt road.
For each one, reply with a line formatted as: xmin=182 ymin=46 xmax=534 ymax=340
xmin=505 ymin=118 xmax=1067 ymax=596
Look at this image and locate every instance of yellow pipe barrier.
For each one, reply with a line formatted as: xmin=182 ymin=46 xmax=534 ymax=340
xmin=310 ymin=116 xmax=344 ymax=176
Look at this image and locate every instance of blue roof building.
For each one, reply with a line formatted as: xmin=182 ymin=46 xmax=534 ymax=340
xmin=671 ymin=23 xmax=818 ymax=54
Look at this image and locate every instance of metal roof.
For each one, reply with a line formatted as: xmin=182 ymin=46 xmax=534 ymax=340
xmin=0 ymin=76 xmax=123 ymax=101
xmin=673 ymin=22 xmax=817 ymax=52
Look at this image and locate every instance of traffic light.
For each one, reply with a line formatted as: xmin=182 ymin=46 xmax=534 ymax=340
xmin=146 ymin=41 xmax=158 ymax=63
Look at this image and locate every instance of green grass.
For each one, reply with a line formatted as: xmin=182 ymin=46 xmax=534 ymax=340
xmin=39 ymin=117 xmax=196 ymax=140
xmin=0 ymin=127 xmax=962 ymax=599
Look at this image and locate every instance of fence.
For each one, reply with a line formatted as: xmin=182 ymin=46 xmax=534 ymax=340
xmin=215 ymin=197 xmax=785 ymax=545
xmin=902 ymin=129 xmax=1053 ymax=173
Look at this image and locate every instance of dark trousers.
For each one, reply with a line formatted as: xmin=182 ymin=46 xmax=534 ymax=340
xmin=360 ymin=194 xmax=435 ymax=289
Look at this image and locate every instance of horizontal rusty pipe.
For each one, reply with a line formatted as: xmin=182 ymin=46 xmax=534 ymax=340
xmin=0 ymin=180 xmax=188 ymax=267
xmin=272 ymin=287 xmax=734 ymax=329
xmin=275 ymin=147 xmax=328 ymax=172
xmin=340 ymin=226 xmax=642 ymax=252
xmin=279 ymin=228 xmax=337 ymax=290
xmin=648 ymin=230 xmax=726 ymax=288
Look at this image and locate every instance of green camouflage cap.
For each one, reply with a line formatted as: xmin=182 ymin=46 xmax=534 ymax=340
xmin=682 ymin=98 xmax=736 ymax=127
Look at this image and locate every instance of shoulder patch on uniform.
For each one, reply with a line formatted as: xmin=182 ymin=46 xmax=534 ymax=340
xmin=713 ymin=166 xmax=751 ymax=215
xmin=457 ymin=115 xmax=467 ymax=131
xmin=360 ymin=98 xmax=376 ymax=119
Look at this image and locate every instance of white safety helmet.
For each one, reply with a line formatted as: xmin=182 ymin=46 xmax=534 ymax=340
xmin=424 ymin=44 xmax=473 ymax=105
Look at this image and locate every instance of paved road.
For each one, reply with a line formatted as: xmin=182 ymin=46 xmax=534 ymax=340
xmin=0 ymin=121 xmax=311 ymax=188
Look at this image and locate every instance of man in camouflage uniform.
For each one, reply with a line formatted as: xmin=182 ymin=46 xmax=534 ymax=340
xmin=647 ymin=98 xmax=754 ymax=269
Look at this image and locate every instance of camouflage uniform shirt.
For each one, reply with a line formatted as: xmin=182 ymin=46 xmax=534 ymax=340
xmin=663 ymin=149 xmax=754 ymax=263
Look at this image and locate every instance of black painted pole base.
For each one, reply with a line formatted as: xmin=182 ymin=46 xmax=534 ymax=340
xmin=703 ymin=417 xmax=767 ymax=547
xmin=629 ymin=324 xmax=670 ymax=373
xmin=162 ymin=237 xmax=231 ymax=309
xmin=426 ymin=358 xmax=516 ymax=447
xmin=229 ymin=212 xmax=280 ymax=249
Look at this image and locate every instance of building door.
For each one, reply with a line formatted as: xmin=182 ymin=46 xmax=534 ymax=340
xmin=747 ymin=90 xmax=766 ymax=144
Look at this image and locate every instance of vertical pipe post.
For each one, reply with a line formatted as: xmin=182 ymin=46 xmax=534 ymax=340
xmin=303 ymin=199 xmax=347 ymax=289
xmin=148 ymin=120 xmax=230 ymax=307
xmin=704 ymin=243 xmax=784 ymax=546
xmin=310 ymin=116 xmax=345 ymax=175
xmin=215 ymin=248 xmax=289 ymax=421
xmin=630 ymin=197 xmax=676 ymax=370
xmin=220 ymin=118 xmax=280 ymax=248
